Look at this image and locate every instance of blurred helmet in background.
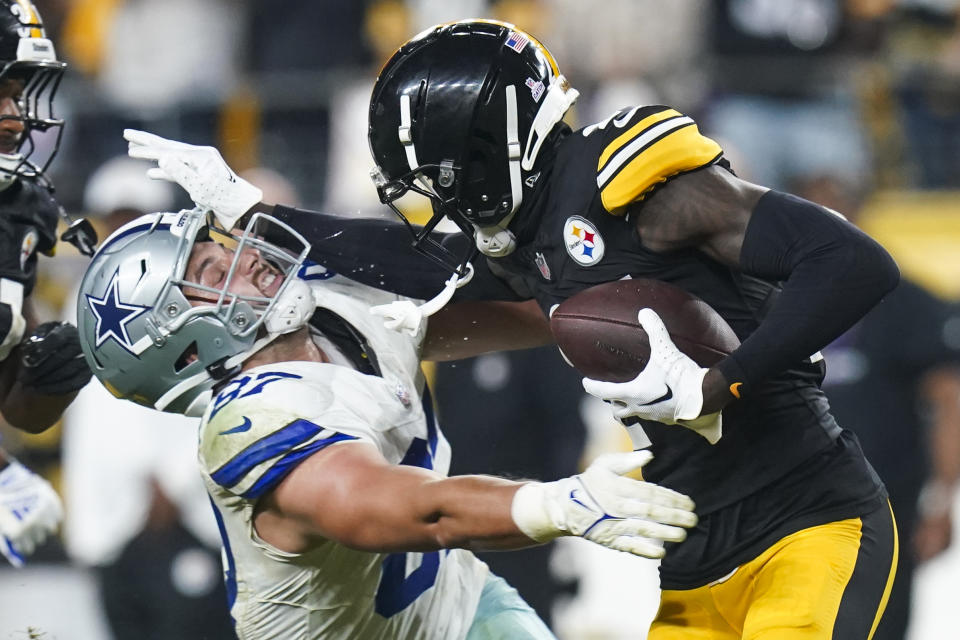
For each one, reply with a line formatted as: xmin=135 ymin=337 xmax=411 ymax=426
xmin=0 ymin=0 xmax=66 ymax=187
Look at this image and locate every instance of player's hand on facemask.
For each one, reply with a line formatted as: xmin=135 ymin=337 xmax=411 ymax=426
xmin=582 ymin=309 xmax=722 ymax=444
xmin=18 ymin=321 xmax=92 ymax=395
xmin=0 ymin=459 xmax=63 ymax=567
xmin=124 ymin=129 xmax=262 ymax=231
xmin=511 ymin=450 xmax=697 ymax=558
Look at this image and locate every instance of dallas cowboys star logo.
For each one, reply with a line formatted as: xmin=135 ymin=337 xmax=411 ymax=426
xmin=86 ymin=270 xmax=151 ymax=353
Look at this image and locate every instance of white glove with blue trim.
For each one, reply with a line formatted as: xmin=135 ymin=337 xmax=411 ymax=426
xmin=582 ymin=308 xmax=723 ymax=444
xmin=0 ymin=460 xmax=63 ymax=567
xmin=124 ymin=129 xmax=262 ymax=231
xmin=511 ymin=450 xmax=697 ymax=558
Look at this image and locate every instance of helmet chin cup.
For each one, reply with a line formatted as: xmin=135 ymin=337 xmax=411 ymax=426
xmin=475 ymin=226 xmax=516 ymax=257
xmin=264 ymin=278 xmax=315 ymax=335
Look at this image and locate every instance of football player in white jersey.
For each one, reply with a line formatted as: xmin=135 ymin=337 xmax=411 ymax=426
xmin=75 ymin=208 xmax=697 ymax=640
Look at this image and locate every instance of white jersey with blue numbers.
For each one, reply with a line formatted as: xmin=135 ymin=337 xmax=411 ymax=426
xmin=198 ymin=272 xmax=489 ymax=640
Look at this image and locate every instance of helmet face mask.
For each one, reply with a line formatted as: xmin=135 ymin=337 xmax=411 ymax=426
xmin=0 ymin=0 xmax=65 ymax=185
xmin=77 ymin=209 xmax=310 ymax=416
xmin=368 ymin=19 xmax=578 ymax=271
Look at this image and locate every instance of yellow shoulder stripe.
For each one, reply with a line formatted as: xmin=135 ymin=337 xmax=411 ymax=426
xmin=598 ymin=119 xmax=722 ymax=212
xmin=597 ymin=108 xmax=683 ymax=170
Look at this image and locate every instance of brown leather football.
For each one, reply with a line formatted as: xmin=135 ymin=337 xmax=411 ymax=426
xmin=550 ymin=279 xmax=741 ymax=382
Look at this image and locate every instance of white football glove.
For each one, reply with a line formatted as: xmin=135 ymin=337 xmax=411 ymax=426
xmin=582 ymin=308 xmax=723 ymax=444
xmin=0 ymin=460 xmax=63 ymax=567
xmin=511 ymin=450 xmax=697 ymax=558
xmin=124 ymin=129 xmax=263 ymax=231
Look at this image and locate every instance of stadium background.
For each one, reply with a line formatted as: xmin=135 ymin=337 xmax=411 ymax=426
xmin=2 ymin=1 xmax=960 ymax=638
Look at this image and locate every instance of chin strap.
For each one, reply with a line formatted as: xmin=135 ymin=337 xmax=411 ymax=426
xmin=475 ymin=225 xmax=517 ymax=257
xmin=475 ymin=85 xmax=524 ymax=259
xmin=476 ymin=77 xmax=578 ymax=259
xmin=370 ymin=263 xmax=475 ymax=336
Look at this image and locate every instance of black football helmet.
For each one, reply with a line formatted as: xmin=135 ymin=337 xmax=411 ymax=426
xmin=0 ymin=0 xmax=65 ymax=186
xmin=368 ymin=20 xmax=578 ymax=274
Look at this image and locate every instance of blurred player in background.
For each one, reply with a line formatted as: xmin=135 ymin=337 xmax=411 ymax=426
xmin=0 ymin=0 xmax=93 ymax=569
xmin=74 ymin=207 xmax=698 ymax=639
xmin=120 ymin=20 xmax=903 ymax=638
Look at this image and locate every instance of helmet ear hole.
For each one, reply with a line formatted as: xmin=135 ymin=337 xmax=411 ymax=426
xmin=174 ymin=341 xmax=199 ymax=373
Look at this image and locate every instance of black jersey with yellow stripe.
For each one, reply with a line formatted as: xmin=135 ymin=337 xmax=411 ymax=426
xmin=592 ymin=106 xmax=723 ymax=213
xmin=492 ymin=105 xmax=887 ymax=587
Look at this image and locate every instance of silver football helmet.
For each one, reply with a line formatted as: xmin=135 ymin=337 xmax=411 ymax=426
xmin=77 ymin=208 xmax=310 ymax=416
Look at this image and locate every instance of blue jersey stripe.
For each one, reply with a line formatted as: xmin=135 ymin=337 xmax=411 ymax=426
xmin=422 ymin=385 xmax=439 ymax=454
xmin=208 ymin=496 xmax=237 ymax=624
xmin=211 ymin=419 xmax=324 ymax=489
xmin=399 ymin=385 xmax=439 ymax=470
xmin=241 ymin=432 xmax=358 ymax=499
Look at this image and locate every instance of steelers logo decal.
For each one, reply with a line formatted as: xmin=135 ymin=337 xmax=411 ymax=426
xmin=563 ymin=216 xmax=604 ymax=266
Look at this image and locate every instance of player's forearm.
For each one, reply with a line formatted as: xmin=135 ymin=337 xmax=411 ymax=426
xmin=418 ymin=476 xmax=538 ymax=551
xmin=422 ymin=299 xmax=553 ymax=361
xmin=711 ymin=191 xmax=900 ymax=404
xmin=0 ymin=383 xmax=77 ymax=433
xmin=266 ymin=205 xmax=456 ymax=300
xmin=346 ymin=474 xmax=535 ymax=553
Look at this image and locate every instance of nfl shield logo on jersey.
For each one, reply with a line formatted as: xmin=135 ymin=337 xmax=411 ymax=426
xmin=534 ymin=252 xmax=552 ymax=281
xmin=563 ymin=216 xmax=604 ymax=266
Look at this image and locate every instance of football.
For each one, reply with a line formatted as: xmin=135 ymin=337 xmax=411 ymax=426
xmin=550 ymin=279 xmax=740 ymax=383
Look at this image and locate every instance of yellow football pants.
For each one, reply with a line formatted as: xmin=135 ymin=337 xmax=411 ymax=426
xmin=650 ymin=502 xmax=898 ymax=640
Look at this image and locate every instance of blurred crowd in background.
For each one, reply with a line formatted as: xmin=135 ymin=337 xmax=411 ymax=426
xmin=3 ymin=0 xmax=960 ymax=639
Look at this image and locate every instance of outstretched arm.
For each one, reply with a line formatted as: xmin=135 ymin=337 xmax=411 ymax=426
xmin=253 ymin=441 xmax=697 ymax=559
xmin=0 ymin=303 xmax=89 ymax=433
xmin=633 ymin=166 xmax=900 ymax=412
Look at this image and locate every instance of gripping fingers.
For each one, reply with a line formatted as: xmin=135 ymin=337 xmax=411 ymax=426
xmin=643 ymin=502 xmax=699 ymax=529
xmin=593 ymin=450 xmax=653 ymax=476
xmin=637 ymin=308 xmax=674 ymax=359
xmin=611 ymin=535 xmax=666 ymax=559
xmin=603 ymin=491 xmax=697 ymax=528
xmin=582 ymin=376 xmax=632 ymax=403
xmin=603 ymin=518 xmax=687 ymax=542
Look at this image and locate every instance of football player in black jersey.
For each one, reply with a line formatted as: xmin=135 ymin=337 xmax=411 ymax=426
xmin=124 ymin=19 xmax=902 ymax=639
xmin=0 ymin=0 xmax=93 ymax=568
